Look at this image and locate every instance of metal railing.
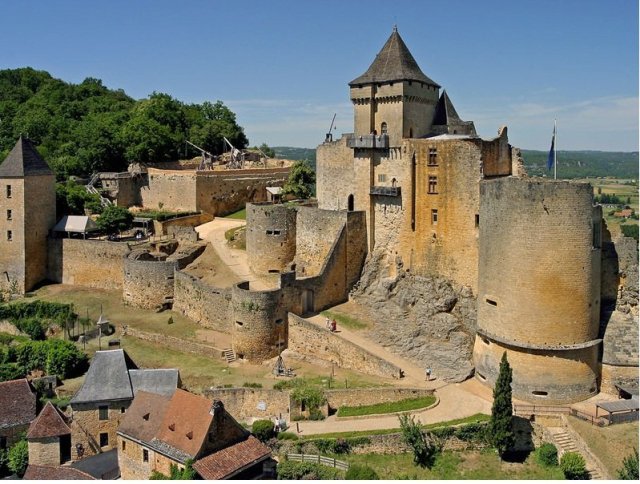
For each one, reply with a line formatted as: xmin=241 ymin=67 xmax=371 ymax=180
xmin=513 ymin=404 xmax=609 ymax=426
xmin=285 ymin=453 xmax=349 ymax=471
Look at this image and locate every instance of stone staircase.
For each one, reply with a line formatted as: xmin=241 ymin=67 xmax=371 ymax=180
xmin=223 ymin=348 xmax=236 ymax=363
xmin=549 ymin=427 xmax=604 ymax=480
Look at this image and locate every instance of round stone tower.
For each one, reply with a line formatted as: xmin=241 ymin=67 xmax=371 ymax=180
xmin=231 ymin=282 xmax=287 ymax=362
xmin=246 ymin=202 xmax=297 ymax=274
xmin=473 ymin=177 xmax=602 ymax=404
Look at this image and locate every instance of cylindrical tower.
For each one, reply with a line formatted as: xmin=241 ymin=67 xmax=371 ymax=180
xmin=473 ymin=178 xmax=602 ymax=404
xmin=123 ymin=250 xmax=176 ymax=310
xmin=246 ymin=203 xmax=297 ymax=274
xmin=231 ymin=282 xmax=287 ymax=362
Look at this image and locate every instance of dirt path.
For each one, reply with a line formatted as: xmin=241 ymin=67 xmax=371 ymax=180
xmin=196 ymin=219 xmax=273 ymax=290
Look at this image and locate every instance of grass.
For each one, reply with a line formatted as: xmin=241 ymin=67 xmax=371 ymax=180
xmin=320 ymin=310 xmax=368 ymax=331
xmin=304 ymin=413 xmax=490 ymax=439
xmin=568 ymin=416 xmax=639 ymax=477
xmin=224 ymin=225 xmax=246 ymax=249
xmin=337 ymin=395 xmax=436 ymax=417
xmin=339 ymin=449 xmax=564 ymax=480
xmin=224 ymin=208 xmax=246 ymax=220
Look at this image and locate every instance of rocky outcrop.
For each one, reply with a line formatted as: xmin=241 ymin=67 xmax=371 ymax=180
xmin=352 ymin=249 xmax=477 ymax=382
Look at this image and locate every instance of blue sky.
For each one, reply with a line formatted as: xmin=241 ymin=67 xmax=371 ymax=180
xmin=1 ymin=0 xmax=637 ymax=151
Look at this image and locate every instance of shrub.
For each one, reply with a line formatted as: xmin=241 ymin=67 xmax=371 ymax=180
xmin=13 ymin=317 xmax=45 ymax=340
xmin=167 ymin=316 xmax=174 ymax=325
xmin=7 ymin=439 xmax=28 ymax=477
xmin=560 ymin=451 xmax=588 ymax=480
xmin=453 ymin=422 xmax=488 ymax=442
xmin=252 ymin=419 xmax=275 ymax=442
xmin=242 ymin=382 xmax=263 ymax=388
xmin=537 ymin=442 xmax=558 ymax=467
xmin=276 ymin=432 xmax=298 ymax=441
xmin=617 ymin=448 xmax=639 ymax=480
xmin=276 ymin=460 xmax=342 ymax=480
xmin=399 ymin=414 xmax=439 ymax=468
xmin=14 ymin=340 xmax=87 ymax=379
xmin=0 ymin=363 xmax=24 ymax=383
xmin=308 ymin=408 xmax=325 ymax=421
xmin=621 ymin=224 xmax=639 ymax=241
xmin=345 ymin=464 xmax=379 ymax=480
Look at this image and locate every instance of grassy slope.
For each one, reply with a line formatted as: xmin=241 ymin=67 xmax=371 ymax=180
xmin=336 ymin=396 xmax=436 ymax=417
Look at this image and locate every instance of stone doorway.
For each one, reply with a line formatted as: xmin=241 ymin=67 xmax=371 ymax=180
xmin=302 ymin=289 xmax=314 ymax=315
xmin=60 ymin=434 xmax=71 ymax=464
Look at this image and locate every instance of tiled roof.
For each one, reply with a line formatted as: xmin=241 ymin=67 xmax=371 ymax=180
xmin=193 ymin=436 xmax=271 ymax=480
xmin=129 ymin=369 xmax=180 ymax=397
xmin=350 ymin=28 xmax=439 ymax=87
xmin=117 ymin=391 xmax=172 ymax=444
xmin=27 ymin=401 xmax=71 ymax=439
xmin=23 ymin=464 xmax=95 ymax=480
xmin=0 ymin=136 xmax=53 ymax=178
xmin=71 ymin=349 xmax=136 ymax=404
xmin=0 ymin=379 xmax=37 ymax=429
xmin=432 ymin=90 xmax=464 ymax=126
xmin=155 ymin=389 xmax=213 ymax=458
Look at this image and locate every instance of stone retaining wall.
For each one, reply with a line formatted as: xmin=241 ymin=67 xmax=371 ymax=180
xmin=325 ymin=388 xmax=434 ymax=410
xmin=288 ymin=313 xmax=402 ymax=379
xmin=121 ymin=326 xmax=224 ymax=359
xmin=203 ymin=388 xmax=291 ymax=423
xmin=173 ymin=271 xmax=232 ymax=331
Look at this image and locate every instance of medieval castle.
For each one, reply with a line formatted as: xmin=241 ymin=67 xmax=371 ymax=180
xmin=0 ymin=28 xmax=637 ymax=406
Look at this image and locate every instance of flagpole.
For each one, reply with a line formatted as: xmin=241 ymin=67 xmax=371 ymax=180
xmin=554 ymin=119 xmax=557 ymax=180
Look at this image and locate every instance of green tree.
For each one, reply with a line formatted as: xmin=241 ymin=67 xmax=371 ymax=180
xmin=398 ymin=414 xmax=439 ymax=468
xmin=251 ymin=419 xmax=275 ymax=442
xmin=489 ymin=352 xmax=514 ymax=458
xmin=560 ymin=451 xmax=588 ymax=480
xmin=345 ymin=464 xmax=379 ymax=479
xmin=617 ymin=448 xmax=639 ymax=480
xmin=281 ymin=160 xmax=315 ymax=199
xmin=7 ymin=439 xmax=28 ymax=477
xmin=150 ymin=460 xmax=196 ymax=480
xmin=96 ymin=205 xmax=133 ymax=234
xmin=536 ymin=442 xmax=559 ymax=467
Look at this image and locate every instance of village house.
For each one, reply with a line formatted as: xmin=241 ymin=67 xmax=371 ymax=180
xmin=69 ymin=349 xmax=180 ymax=460
xmin=26 ymin=401 xmax=72 ymax=466
xmin=117 ymin=389 xmax=272 ymax=480
xmin=0 ymin=378 xmax=37 ymax=450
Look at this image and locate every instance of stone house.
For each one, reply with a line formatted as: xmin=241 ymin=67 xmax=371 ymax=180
xmin=26 ymin=401 xmax=72 ymax=466
xmin=117 ymin=389 xmax=271 ymax=480
xmin=69 ymin=349 xmax=180 ymax=460
xmin=0 ymin=378 xmax=37 ymax=450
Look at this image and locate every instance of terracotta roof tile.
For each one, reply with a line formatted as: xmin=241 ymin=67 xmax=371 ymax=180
xmin=193 ymin=436 xmax=271 ymax=480
xmin=23 ymin=464 xmax=95 ymax=480
xmin=117 ymin=391 xmax=172 ymax=444
xmin=155 ymin=389 xmax=213 ymax=458
xmin=27 ymin=401 xmax=71 ymax=439
xmin=0 ymin=378 xmax=37 ymax=429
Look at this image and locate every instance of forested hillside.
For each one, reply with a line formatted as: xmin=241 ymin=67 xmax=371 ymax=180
xmin=0 ymin=68 xmax=248 ymax=179
xmin=274 ymin=147 xmax=638 ymax=179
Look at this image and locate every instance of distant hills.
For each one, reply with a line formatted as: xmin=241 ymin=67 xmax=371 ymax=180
xmin=274 ymin=146 xmax=638 ymax=180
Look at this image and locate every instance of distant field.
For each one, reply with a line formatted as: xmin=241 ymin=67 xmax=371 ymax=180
xmin=576 ymin=178 xmax=639 ymax=237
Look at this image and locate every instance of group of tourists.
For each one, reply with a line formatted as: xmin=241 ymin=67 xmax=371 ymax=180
xmin=325 ymin=317 xmax=337 ymax=332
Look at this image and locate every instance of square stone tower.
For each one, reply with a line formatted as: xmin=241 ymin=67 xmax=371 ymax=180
xmin=0 ymin=137 xmax=56 ymax=295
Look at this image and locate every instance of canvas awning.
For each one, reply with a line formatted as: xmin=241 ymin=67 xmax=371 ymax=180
xmin=53 ymin=215 xmax=99 ymax=233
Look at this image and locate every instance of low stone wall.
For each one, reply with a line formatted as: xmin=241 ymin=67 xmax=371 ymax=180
xmin=121 ymin=326 xmax=225 ymax=359
xmin=47 ymin=238 xmax=130 ymax=290
xmin=287 ymin=313 xmax=402 ymax=379
xmin=152 ymin=212 xmax=214 ymax=236
xmin=203 ymin=388 xmax=291 ymax=423
xmin=325 ymin=388 xmax=435 ymax=411
xmin=173 ymin=271 xmax=232 ymax=331
xmin=600 ymin=363 xmax=639 ymax=395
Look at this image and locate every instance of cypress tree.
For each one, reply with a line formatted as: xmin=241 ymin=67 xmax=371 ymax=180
xmin=490 ymin=351 xmax=514 ymax=457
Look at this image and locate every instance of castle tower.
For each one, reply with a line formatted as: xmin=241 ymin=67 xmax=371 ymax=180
xmin=473 ymin=177 xmax=602 ymax=404
xmin=349 ymin=26 xmax=440 ymax=146
xmin=0 ymin=137 xmax=56 ymax=294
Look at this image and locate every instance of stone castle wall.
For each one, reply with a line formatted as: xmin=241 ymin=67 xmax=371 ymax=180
xmin=123 ymin=252 xmax=177 ymax=309
xmin=202 ymin=388 xmax=291 ymax=423
xmin=287 ymin=313 xmax=402 ymax=379
xmin=231 ymin=282 xmax=287 ymax=361
xmin=139 ymin=170 xmax=198 ymax=212
xmin=121 ymin=326 xmax=224 ymax=359
xmin=0 ymin=177 xmax=26 ymax=294
xmin=173 ymin=271 xmax=232 ymax=332
xmin=152 ymin=212 xmax=213 ymax=236
xmin=47 ymin=238 xmax=130 ymax=290
xmin=246 ymin=203 xmax=297 ymax=274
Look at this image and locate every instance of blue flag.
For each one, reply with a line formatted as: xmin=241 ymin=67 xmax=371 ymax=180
xmin=547 ymin=125 xmax=555 ymax=171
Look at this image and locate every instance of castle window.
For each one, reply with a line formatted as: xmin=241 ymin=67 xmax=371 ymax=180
xmin=99 ymin=432 xmax=109 ymax=447
xmin=122 ymin=440 xmax=126 ymax=451
xmin=5 ymin=185 xmax=11 ymax=198
xmin=532 ymin=391 xmax=548 ymax=397
xmin=428 ymin=148 xmax=437 ymax=165
xmin=235 ymin=321 xmax=244 ymax=327
xmin=121 ymin=407 xmax=126 ymax=414
xmin=486 ymin=298 xmax=497 ymax=307
xmin=99 ymin=405 xmax=108 ymax=420
xmin=6 ymin=210 xmax=11 ymax=220
xmin=431 ymin=209 xmax=438 ymax=225
xmin=428 ymin=176 xmax=438 ymax=194
xmin=378 ymin=174 xmax=387 ymax=183
xmin=273 ymin=230 xmax=281 ymax=236
xmin=477 ymin=372 xmax=487 ymax=382
xmin=381 ymin=122 xmax=388 ymax=134
xmin=6 ymin=231 xmax=11 ymax=241
xmin=266 ymin=230 xmax=273 ymax=235
xmin=592 ymin=221 xmax=601 ymax=249
xmin=275 ymin=319 xmax=283 ymax=325
xmin=475 ymin=214 xmax=479 ymax=227
xmin=143 ymin=449 xmax=149 ymax=463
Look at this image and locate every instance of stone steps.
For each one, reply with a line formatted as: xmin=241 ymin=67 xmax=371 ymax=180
xmin=550 ymin=428 xmax=604 ymax=480
xmin=223 ymin=348 xmax=236 ymax=363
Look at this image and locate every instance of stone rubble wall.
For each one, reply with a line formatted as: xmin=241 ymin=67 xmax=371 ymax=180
xmin=203 ymin=388 xmax=291 ymax=423
xmin=121 ymin=326 xmax=225 ymax=359
xmin=152 ymin=212 xmax=213 ymax=236
xmin=324 ymin=388 xmax=434 ymax=410
xmin=173 ymin=271 xmax=232 ymax=332
xmin=287 ymin=313 xmax=402 ymax=379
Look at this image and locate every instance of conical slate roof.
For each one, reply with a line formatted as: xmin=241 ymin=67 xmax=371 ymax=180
xmin=432 ymin=90 xmax=464 ymax=125
xmin=0 ymin=136 xmax=53 ymax=178
xmin=350 ymin=27 xmax=440 ymax=87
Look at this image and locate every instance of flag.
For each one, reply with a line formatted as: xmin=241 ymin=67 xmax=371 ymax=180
xmin=547 ymin=124 xmax=556 ymax=171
